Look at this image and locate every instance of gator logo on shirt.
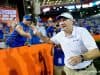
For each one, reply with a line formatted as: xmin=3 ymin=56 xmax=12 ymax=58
xmin=73 ymin=39 xmax=79 ymax=42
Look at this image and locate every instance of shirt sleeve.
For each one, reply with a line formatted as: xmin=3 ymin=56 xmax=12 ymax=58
xmin=80 ymin=27 xmax=98 ymax=50
xmin=50 ymin=35 xmax=59 ymax=45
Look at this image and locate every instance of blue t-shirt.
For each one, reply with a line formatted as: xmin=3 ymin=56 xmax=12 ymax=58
xmin=46 ymin=26 xmax=55 ymax=37
xmin=6 ymin=22 xmax=30 ymax=47
xmin=0 ymin=30 xmax=3 ymax=39
xmin=29 ymin=29 xmax=40 ymax=44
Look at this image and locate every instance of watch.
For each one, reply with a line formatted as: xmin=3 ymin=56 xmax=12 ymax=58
xmin=80 ymin=55 xmax=85 ymax=62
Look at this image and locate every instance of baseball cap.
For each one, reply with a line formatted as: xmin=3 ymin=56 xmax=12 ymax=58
xmin=56 ymin=12 xmax=73 ymax=20
xmin=23 ymin=15 xmax=32 ymax=21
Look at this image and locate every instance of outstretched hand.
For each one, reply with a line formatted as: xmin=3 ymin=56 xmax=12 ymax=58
xmin=30 ymin=23 xmax=39 ymax=35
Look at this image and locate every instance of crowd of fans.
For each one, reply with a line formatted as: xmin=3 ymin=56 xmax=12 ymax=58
xmin=0 ymin=15 xmax=99 ymax=48
xmin=77 ymin=18 xmax=100 ymax=35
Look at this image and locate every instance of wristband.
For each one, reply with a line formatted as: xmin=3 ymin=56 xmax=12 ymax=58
xmin=80 ymin=55 xmax=84 ymax=62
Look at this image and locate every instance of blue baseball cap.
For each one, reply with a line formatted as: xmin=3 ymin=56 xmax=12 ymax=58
xmin=23 ymin=15 xmax=32 ymax=21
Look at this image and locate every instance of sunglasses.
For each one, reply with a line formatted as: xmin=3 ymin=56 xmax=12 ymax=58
xmin=56 ymin=25 xmax=59 ymax=27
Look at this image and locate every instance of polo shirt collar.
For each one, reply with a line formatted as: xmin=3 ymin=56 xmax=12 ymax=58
xmin=71 ymin=26 xmax=76 ymax=37
xmin=63 ymin=26 xmax=76 ymax=38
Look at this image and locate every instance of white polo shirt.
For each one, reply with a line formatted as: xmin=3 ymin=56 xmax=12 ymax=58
xmin=51 ymin=26 xmax=98 ymax=69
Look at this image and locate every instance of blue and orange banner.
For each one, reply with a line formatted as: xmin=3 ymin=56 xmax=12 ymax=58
xmin=0 ymin=44 xmax=53 ymax=75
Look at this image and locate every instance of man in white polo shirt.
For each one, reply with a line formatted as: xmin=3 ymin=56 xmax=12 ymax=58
xmin=36 ymin=12 xmax=100 ymax=75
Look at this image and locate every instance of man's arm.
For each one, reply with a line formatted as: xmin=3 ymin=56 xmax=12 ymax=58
xmin=68 ymin=27 xmax=100 ymax=65
xmin=36 ymin=32 xmax=54 ymax=44
xmin=82 ymin=48 xmax=100 ymax=61
xmin=68 ymin=48 xmax=100 ymax=66
xmin=30 ymin=24 xmax=54 ymax=44
xmin=15 ymin=25 xmax=31 ymax=39
xmin=80 ymin=28 xmax=100 ymax=60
